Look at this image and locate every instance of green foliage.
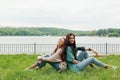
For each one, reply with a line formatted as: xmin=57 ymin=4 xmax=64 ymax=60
xmin=0 ymin=54 xmax=120 ymax=80
xmin=0 ymin=27 xmax=92 ymax=36
xmin=108 ymin=32 xmax=119 ymax=37
xmin=0 ymin=27 xmax=120 ymax=37
xmin=96 ymin=28 xmax=120 ymax=37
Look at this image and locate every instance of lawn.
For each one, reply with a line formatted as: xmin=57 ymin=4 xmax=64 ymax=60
xmin=0 ymin=54 xmax=119 ymax=80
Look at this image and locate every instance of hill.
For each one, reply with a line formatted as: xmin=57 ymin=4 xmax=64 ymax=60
xmin=0 ymin=27 xmax=91 ymax=36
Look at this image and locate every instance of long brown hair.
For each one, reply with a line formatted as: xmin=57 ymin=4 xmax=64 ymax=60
xmin=52 ymin=37 xmax=66 ymax=61
xmin=65 ymin=33 xmax=77 ymax=60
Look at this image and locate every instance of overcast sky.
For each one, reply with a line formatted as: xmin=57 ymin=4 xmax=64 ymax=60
xmin=0 ymin=0 xmax=120 ymax=30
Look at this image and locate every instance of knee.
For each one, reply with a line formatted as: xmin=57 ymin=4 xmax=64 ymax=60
xmin=80 ymin=51 xmax=87 ymax=54
xmin=44 ymin=54 xmax=50 ymax=57
xmin=89 ymin=57 xmax=94 ymax=60
xmin=84 ymin=51 xmax=88 ymax=54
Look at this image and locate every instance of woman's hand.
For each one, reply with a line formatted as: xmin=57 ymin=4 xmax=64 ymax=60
xmin=73 ymin=59 xmax=80 ymax=64
xmin=91 ymin=49 xmax=99 ymax=57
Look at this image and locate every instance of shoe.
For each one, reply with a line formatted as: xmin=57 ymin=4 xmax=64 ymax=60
xmin=104 ymin=65 xmax=117 ymax=69
xmin=111 ymin=66 xmax=117 ymax=69
xmin=58 ymin=68 xmax=62 ymax=73
xmin=25 ymin=68 xmax=29 ymax=71
xmin=25 ymin=68 xmax=33 ymax=71
xmin=35 ymin=66 xmax=40 ymax=70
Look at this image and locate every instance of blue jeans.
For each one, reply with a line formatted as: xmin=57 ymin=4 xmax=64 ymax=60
xmin=77 ymin=51 xmax=89 ymax=61
xmin=76 ymin=57 xmax=106 ymax=71
xmin=36 ymin=54 xmax=60 ymax=71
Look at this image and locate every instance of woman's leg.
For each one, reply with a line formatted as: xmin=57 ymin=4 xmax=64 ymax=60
xmin=35 ymin=60 xmax=46 ymax=68
xmin=43 ymin=54 xmax=60 ymax=71
xmin=25 ymin=60 xmax=46 ymax=71
xmin=77 ymin=51 xmax=94 ymax=67
xmin=76 ymin=57 xmax=107 ymax=71
xmin=28 ymin=64 xmax=37 ymax=69
xmin=34 ymin=54 xmax=51 ymax=68
xmin=48 ymin=62 xmax=60 ymax=71
xmin=77 ymin=51 xmax=89 ymax=61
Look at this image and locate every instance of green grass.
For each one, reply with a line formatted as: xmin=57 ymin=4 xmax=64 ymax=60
xmin=0 ymin=54 xmax=120 ymax=80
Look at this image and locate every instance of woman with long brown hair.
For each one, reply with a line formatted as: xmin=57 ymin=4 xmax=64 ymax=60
xmin=25 ymin=37 xmax=67 ymax=72
xmin=65 ymin=33 xmax=114 ymax=73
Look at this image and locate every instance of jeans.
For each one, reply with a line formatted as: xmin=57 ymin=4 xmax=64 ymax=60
xmin=36 ymin=54 xmax=60 ymax=71
xmin=77 ymin=51 xmax=89 ymax=61
xmin=76 ymin=57 xmax=106 ymax=71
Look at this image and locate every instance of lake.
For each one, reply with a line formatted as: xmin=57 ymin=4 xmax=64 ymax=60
xmin=0 ymin=36 xmax=120 ymax=44
xmin=0 ymin=36 xmax=120 ymax=54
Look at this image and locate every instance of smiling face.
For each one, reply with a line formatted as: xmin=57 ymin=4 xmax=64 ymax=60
xmin=66 ymin=33 xmax=76 ymax=45
xmin=69 ymin=35 xmax=75 ymax=44
xmin=57 ymin=38 xmax=65 ymax=47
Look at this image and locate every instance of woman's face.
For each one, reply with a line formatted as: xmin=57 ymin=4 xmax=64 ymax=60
xmin=69 ymin=35 xmax=75 ymax=44
xmin=57 ymin=38 xmax=65 ymax=47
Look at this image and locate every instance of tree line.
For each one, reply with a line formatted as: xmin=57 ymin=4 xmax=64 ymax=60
xmin=96 ymin=28 xmax=120 ymax=37
xmin=0 ymin=27 xmax=120 ymax=37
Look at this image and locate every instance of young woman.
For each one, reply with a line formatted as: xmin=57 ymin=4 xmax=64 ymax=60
xmin=66 ymin=33 xmax=98 ymax=67
xmin=65 ymin=33 xmax=114 ymax=73
xmin=25 ymin=37 xmax=67 ymax=72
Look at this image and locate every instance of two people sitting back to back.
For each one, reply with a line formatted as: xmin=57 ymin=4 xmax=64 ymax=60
xmin=25 ymin=33 xmax=117 ymax=73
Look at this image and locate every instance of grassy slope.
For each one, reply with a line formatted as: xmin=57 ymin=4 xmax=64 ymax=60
xmin=0 ymin=54 xmax=120 ymax=80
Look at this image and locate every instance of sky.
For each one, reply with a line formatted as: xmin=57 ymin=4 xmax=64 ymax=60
xmin=0 ymin=0 xmax=120 ymax=31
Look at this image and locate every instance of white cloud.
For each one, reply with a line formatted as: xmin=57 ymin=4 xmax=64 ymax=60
xmin=0 ymin=0 xmax=120 ymax=30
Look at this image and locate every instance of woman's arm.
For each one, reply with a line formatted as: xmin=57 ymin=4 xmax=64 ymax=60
xmin=66 ymin=47 xmax=80 ymax=64
xmin=85 ymin=48 xmax=99 ymax=57
xmin=77 ymin=46 xmax=99 ymax=57
xmin=42 ymin=49 xmax=62 ymax=62
xmin=42 ymin=57 xmax=54 ymax=62
xmin=77 ymin=47 xmax=85 ymax=51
